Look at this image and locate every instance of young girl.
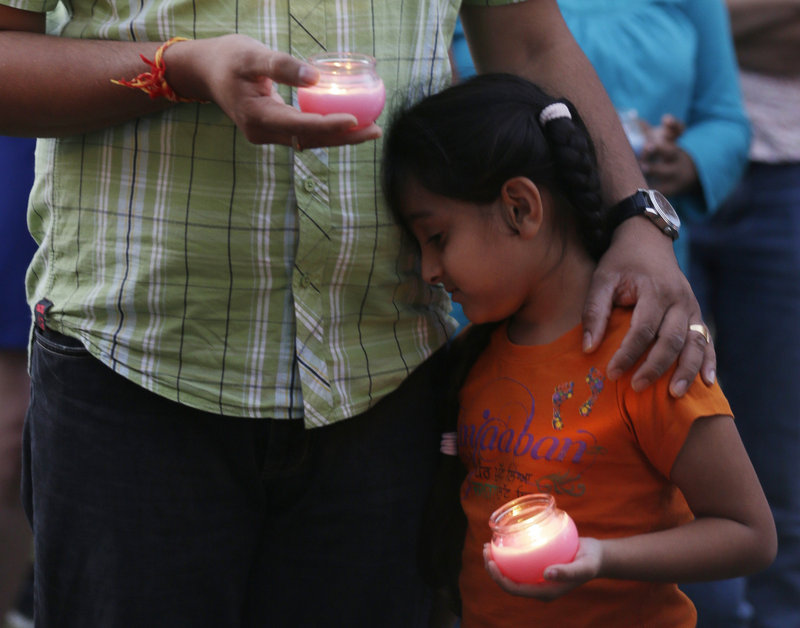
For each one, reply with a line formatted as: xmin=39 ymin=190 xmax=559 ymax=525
xmin=382 ymin=74 xmax=776 ymax=627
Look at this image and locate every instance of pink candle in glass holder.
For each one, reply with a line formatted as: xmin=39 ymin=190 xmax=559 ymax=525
xmin=297 ymin=52 xmax=386 ymax=129
xmin=489 ymin=493 xmax=579 ymax=584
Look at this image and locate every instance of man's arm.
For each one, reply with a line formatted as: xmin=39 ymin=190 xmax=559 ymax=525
xmin=461 ymin=1 xmax=715 ymax=395
xmin=0 ymin=5 xmax=379 ymax=146
xmin=0 ymin=6 xmax=170 ymax=137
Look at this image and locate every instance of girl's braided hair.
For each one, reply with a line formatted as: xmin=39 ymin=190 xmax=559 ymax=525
xmin=382 ymin=72 xmax=610 ymax=259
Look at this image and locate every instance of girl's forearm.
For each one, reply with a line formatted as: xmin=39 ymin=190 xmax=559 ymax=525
xmin=598 ymin=517 xmax=776 ymax=583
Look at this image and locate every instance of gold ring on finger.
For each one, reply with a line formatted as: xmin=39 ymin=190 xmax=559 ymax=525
xmin=688 ymin=323 xmax=711 ymax=344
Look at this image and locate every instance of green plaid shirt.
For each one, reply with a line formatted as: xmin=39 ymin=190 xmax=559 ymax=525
xmin=8 ymin=0 xmax=519 ymax=425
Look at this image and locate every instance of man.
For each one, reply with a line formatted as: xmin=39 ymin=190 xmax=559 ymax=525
xmin=0 ymin=1 xmax=713 ymax=625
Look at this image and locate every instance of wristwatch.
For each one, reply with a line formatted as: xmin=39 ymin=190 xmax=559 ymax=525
xmin=608 ymin=188 xmax=681 ymax=240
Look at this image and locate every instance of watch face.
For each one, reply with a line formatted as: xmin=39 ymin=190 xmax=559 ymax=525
xmin=649 ymin=190 xmax=681 ymax=229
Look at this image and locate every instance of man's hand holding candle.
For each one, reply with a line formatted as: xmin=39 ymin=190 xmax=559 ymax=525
xmin=164 ymin=35 xmax=382 ymax=149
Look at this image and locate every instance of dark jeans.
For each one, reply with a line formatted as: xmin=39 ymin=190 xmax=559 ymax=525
xmin=22 ymin=326 xmax=443 ymax=627
xmin=687 ymin=162 xmax=800 ymax=628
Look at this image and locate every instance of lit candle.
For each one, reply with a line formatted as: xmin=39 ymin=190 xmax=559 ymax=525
xmin=489 ymin=493 xmax=579 ymax=584
xmin=297 ymin=52 xmax=386 ymax=129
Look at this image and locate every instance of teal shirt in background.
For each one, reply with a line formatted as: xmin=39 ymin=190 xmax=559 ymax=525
xmin=557 ymin=0 xmax=750 ymax=268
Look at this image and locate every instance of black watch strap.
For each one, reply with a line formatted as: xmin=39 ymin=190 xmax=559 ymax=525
xmin=607 ymin=190 xmax=648 ymax=232
xmin=607 ymin=188 xmax=680 ymax=240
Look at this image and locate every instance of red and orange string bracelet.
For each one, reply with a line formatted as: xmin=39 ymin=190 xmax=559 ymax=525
xmin=111 ymin=36 xmax=205 ymax=103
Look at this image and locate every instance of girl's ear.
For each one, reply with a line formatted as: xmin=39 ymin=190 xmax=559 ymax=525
xmin=500 ymin=177 xmax=544 ymax=238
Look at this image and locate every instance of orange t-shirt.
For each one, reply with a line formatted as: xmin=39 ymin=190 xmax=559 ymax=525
xmin=457 ymin=309 xmax=732 ymax=627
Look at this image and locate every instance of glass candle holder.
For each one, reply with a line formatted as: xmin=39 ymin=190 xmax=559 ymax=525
xmin=489 ymin=493 xmax=579 ymax=584
xmin=297 ymin=52 xmax=386 ymax=129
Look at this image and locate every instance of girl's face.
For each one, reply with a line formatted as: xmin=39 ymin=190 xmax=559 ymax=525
xmin=400 ymin=178 xmax=540 ymax=324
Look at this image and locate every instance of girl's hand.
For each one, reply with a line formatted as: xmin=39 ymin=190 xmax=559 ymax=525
xmin=482 ymin=539 xmax=602 ymax=601
xmin=165 ymin=34 xmax=382 ymax=149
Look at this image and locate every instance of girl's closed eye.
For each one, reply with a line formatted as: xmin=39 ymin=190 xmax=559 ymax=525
xmin=426 ymin=232 xmax=444 ymax=246
xmin=409 ymin=218 xmax=445 ymax=248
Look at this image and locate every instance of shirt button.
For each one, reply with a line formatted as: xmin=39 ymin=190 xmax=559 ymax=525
xmin=303 ymin=177 xmax=316 ymax=192
xmin=300 ymin=274 xmax=311 ymax=288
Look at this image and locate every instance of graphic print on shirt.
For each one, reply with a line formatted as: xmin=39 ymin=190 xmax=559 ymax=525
xmin=459 ymin=369 xmax=607 ymax=504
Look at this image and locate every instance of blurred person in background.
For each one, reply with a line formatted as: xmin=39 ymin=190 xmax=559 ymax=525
xmin=685 ymin=2 xmax=800 ymax=626
xmin=552 ymin=0 xmax=750 ymax=271
xmin=0 ymin=135 xmax=36 ymax=628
